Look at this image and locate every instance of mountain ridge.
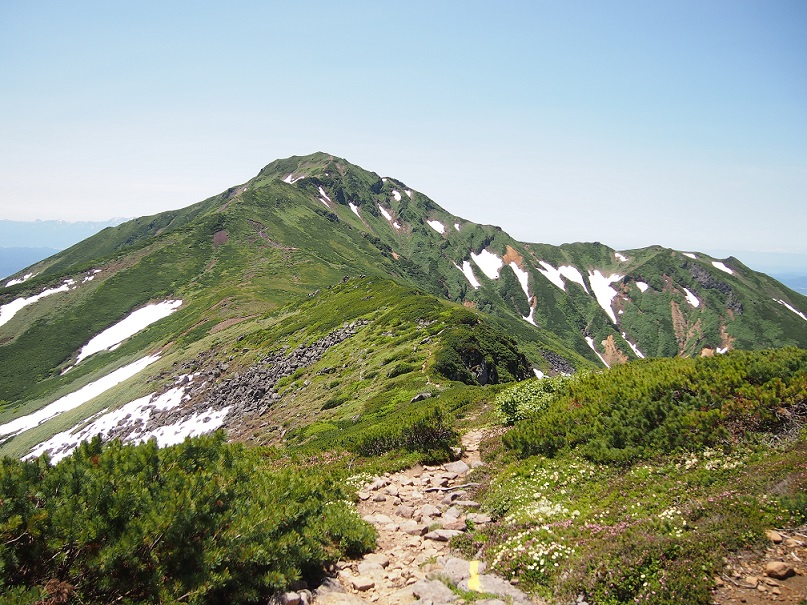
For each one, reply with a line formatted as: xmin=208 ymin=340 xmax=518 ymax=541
xmin=1 ymin=151 xmax=806 ymax=459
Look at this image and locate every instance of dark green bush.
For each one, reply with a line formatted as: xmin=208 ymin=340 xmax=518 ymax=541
xmin=504 ymin=348 xmax=807 ymax=463
xmin=351 ymin=406 xmax=458 ymax=461
xmin=0 ymin=433 xmax=374 ymax=604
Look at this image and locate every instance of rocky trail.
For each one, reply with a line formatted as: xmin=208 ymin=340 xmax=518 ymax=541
xmin=276 ymin=429 xmax=543 ymax=605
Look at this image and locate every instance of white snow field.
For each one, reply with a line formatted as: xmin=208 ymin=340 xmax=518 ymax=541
xmin=585 ymin=336 xmax=610 ymax=367
xmin=378 ymin=205 xmax=393 ymax=220
xmin=0 ymin=355 xmax=161 ymax=442
xmin=636 ymin=281 xmax=650 ymax=293
xmin=349 ymin=202 xmax=361 ymax=217
xmin=470 ymin=249 xmax=503 ymax=280
xmin=282 ymin=173 xmax=303 ymax=184
xmin=622 ymin=332 xmax=645 ymax=358
xmin=456 ymin=261 xmax=481 ymax=289
xmin=683 ymin=288 xmax=700 ymax=308
xmin=615 ymin=252 xmax=628 ymax=262
xmin=454 ymin=223 xmax=461 ymax=231
xmin=712 ymin=261 xmax=734 ymax=275
xmin=392 ymin=190 xmax=402 ymax=202
xmin=522 ymin=305 xmax=536 ymax=326
xmin=774 ymin=299 xmax=807 ymax=322
xmin=509 ymin=262 xmax=530 ymax=299
xmin=536 ymin=261 xmax=588 ymax=292
xmin=683 ymin=252 xmax=698 ymax=260
xmin=0 ymin=280 xmax=73 ymax=329
xmin=317 ymin=186 xmax=331 ymax=207
xmin=588 ymin=270 xmax=623 ymax=323
xmin=74 ymin=300 xmax=183 ymax=364
xmin=405 ymin=189 xmax=413 ymax=199
xmin=427 ymin=219 xmax=446 ymax=234
xmin=26 ymin=375 xmax=232 ymax=462
xmin=5 ymin=273 xmax=36 ymax=287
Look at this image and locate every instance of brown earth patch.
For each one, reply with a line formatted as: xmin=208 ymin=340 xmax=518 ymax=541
xmin=601 ymin=334 xmax=628 ymax=366
xmin=502 ymin=245 xmax=523 ymax=267
xmin=213 ymin=230 xmax=229 ymax=249
xmin=671 ymin=299 xmax=687 ymax=352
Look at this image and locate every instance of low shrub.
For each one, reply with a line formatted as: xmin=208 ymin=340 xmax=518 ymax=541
xmin=0 ymin=433 xmax=375 ymax=604
xmin=495 ymin=374 xmax=576 ymax=425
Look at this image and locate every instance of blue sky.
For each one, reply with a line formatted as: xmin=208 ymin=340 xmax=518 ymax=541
xmin=1 ymin=1 xmax=805 ymax=269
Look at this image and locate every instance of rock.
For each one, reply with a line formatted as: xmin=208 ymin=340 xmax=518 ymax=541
xmin=470 ymin=460 xmax=486 ymax=469
xmin=357 ymin=561 xmax=385 ymax=577
xmin=450 ymin=446 xmax=463 ymax=459
xmin=372 ymin=494 xmax=386 ymax=502
xmin=766 ymin=529 xmax=784 ymax=543
xmin=357 ymin=492 xmax=371 ymax=501
xmin=421 ymin=504 xmax=442 ymax=518
xmin=436 ymin=557 xmax=487 ymax=584
xmin=765 ymin=561 xmax=795 ymax=580
xmin=363 ymin=553 xmax=390 ymax=568
xmin=401 ymin=520 xmax=428 ymax=536
xmin=280 ymin=592 xmax=301 ymax=605
xmin=466 ymin=513 xmax=492 ymax=524
xmin=785 ymin=538 xmax=802 ymax=547
xmin=743 ymin=576 xmax=759 ymax=588
xmin=458 ymin=574 xmax=530 ymax=604
xmin=385 ymin=485 xmax=399 ymax=496
xmin=396 ymin=505 xmax=415 ymax=519
xmin=410 ymin=579 xmax=457 ymax=603
xmin=452 ymin=499 xmax=479 ymax=507
xmin=443 ymin=460 xmax=470 ymax=475
xmin=410 ymin=392 xmax=433 ymax=403
xmin=424 ymin=529 xmax=463 ymax=541
xmin=350 ymin=576 xmax=375 ymax=591
xmin=714 ymin=576 xmax=725 ymax=587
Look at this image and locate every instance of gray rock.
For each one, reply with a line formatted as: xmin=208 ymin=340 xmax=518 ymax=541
xmin=458 ymin=574 xmax=530 ymax=604
xmin=411 ymin=579 xmax=457 ymax=603
xmin=443 ymin=460 xmax=470 ymax=475
xmin=350 ymin=576 xmax=375 ymax=591
xmin=424 ymin=529 xmax=463 ymax=541
xmin=421 ymin=504 xmax=442 ymax=518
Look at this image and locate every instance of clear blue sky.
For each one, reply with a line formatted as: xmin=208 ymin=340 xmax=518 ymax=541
xmin=1 ymin=1 xmax=805 ymax=268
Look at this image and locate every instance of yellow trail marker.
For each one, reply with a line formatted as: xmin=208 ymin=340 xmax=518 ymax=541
xmin=468 ymin=559 xmax=481 ymax=592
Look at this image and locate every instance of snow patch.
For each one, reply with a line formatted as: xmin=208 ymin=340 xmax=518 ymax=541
xmin=456 ymin=261 xmax=480 ymax=289
xmin=0 ymin=281 xmax=73 ymax=329
xmin=615 ymin=252 xmax=628 ymax=262
xmin=716 ymin=347 xmax=729 ymax=354
xmin=509 ymin=262 xmax=530 ymax=299
xmin=0 ymin=355 xmax=161 ymax=442
xmin=427 ymin=219 xmax=445 ymax=234
xmin=585 ymin=336 xmax=610 ymax=368
xmin=588 ymin=270 xmax=623 ymax=323
xmin=74 ymin=300 xmax=182 ymax=365
xmin=522 ymin=305 xmax=536 ymax=326
xmin=712 ymin=261 xmax=734 ymax=275
xmin=471 ymin=249 xmax=504 ymax=280
xmin=636 ymin=281 xmax=649 ymax=293
xmin=622 ymin=332 xmax=645 ymax=358
xmin=378 ymin=205 xmax=393 ymax=221
xmin=349 ymin=202 xmax=361 ymax=217
xmin=454 ymin=223 xmax=460 ymax=231
xmin=774 ymin=298 xmax=807 ymax=322
xmin=282 ymin=173 xmax=302 ymax=184
xmin=405 ymin=189 xmax=413 ymax=199
xmin=392 ymin=190 xmax=402 ymax=202
xmin=536 ymin=261 xmax=589 ymax=293
xmin=533 ymin=369 xmax=545 ymax=379
xmin=5 ymin=273 xmax=35 ymax=287
xmin=683 ymin=288 xmax=700 ymax=308
xmin=683 ymin=252 xmax=698 ymax=260
xmin=26 ymin=377 xmax=231 ymax=462
xmin=393 ymin=221 xmax=401 ymax=230
xmin=317 ymin=186 xmax=331 ymax=207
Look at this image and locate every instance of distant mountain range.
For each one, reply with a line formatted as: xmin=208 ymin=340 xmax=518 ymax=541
xmin=1 ymin=152 xmax=805 ymax=460
xmin=0 ymin=219 xmax=128 ymax=279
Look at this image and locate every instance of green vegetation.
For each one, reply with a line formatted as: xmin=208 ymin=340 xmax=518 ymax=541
xmin=0 ymin=433 xmax=374 ymax=605
xmin=458 ymin=348 xmax=807 ymax=604
xmin=504 ymin=348 xmax=807 ymax=463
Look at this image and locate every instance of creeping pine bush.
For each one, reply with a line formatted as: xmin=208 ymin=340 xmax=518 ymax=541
xmin=495 ymin=374 xmax=576 ymax=425
xmin=0 ymin=433 xmax=375 ymax=605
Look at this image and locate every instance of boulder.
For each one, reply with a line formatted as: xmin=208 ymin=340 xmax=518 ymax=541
xmin=765 ymin=561 xmax=795 ymax=580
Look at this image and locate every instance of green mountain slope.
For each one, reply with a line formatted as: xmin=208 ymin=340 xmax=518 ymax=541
xmin=0 ymin=152 xmax=805 ymax=459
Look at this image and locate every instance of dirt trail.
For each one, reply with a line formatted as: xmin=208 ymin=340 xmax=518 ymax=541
xmin=305 ymin=429 xmax=542 ymax=605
